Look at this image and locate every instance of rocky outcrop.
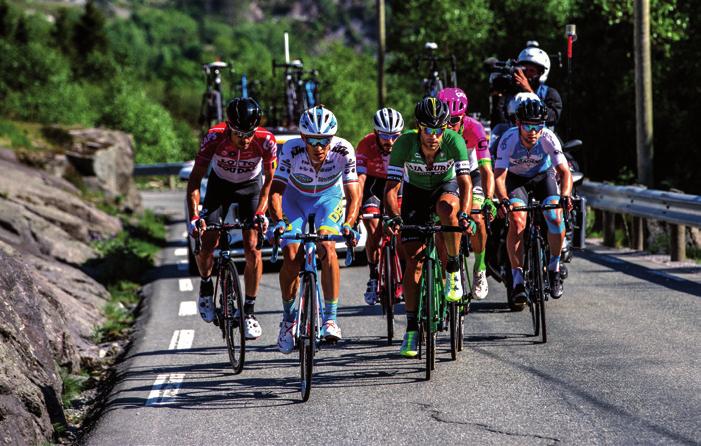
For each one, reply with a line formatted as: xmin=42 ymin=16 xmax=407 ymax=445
xmin=66 ymin=128 xmax=142 ymax=213
xmin=0 ymin=150 xmax=121 ymax=444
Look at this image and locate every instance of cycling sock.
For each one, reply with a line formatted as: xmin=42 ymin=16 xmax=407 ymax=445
xmin=548 ymin=255 xmax=561 ymax=272
xmin=324 ymin=301 xmax=338 ymax=322
xmin=446 ymin=255 xmax=460 ymax=273
xmin=244 ymin=295 xmax=256 ymax=315
xmin=282 ymin=299 xmax=295 ymax=322
xmin=406 ymin=311 xmax=418 ymax=331
xmin=369 ymin=262 xmax=378 ymax=280
xmin=512 ymin=268 xmax=524 ymax=287
xmin=474 ymin=251 xmax=486 ymax=272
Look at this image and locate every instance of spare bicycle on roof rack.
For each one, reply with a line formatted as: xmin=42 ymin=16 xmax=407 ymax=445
xmin=416 ymin=41 xmax=458 ymax=98
xmin=269 ymin=33 xmax=321 ymax=129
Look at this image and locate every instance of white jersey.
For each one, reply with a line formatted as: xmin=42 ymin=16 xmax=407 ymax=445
xmin=494 ymin=127 xmax=567 ymax=177
xmin=274 ymin=136 xmax=358 ymax=197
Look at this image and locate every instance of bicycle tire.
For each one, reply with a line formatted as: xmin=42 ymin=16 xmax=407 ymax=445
xmin=424 ymin=257 xmax=434 ymax=380
xmin=534 ymin=238 xmax=547 ymax=344
xmin=449 ymin=302 xmax=458 ymax=360
xmin=383 ymin=243 xmax=395 ymax=344
xmin=222 ymin=261 xmax=245 ymax=374
xmin=299 ymin=272 xmax=316 ymax=401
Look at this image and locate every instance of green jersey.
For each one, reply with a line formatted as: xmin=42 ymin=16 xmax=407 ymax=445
xmin=387 ymin=129 xmax=473 ymax=190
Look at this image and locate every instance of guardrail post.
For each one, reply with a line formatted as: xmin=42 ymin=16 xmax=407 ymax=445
xmin=632 ymin=217 xmax=645 ymax=250
xmin=603 ymin=211 xmax=616 ymax=247
xmin=670 ymin=224 xmax=686 ymax=261
xmin=168 ymin=175 xmax=176 ymax=190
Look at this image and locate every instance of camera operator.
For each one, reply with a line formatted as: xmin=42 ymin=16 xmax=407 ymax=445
xmin=488 ymin=45 xmax=563 ymax=135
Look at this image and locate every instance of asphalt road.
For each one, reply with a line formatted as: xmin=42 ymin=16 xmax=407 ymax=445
xmin=83 ymin=190 xmax=700 ymax=445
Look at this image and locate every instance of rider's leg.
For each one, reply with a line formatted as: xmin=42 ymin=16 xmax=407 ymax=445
xmin=242 ymin=228 xmax=262 ymax=308
xmin=316 ymin=236 xmax=340 ymax=323
xmin=280 ymin=243 xmax=302 ymax=321
xmin=195 ymin=231 xmax=219 ymax=278
xmin=401 ymin=240 xmax=424 ymax=326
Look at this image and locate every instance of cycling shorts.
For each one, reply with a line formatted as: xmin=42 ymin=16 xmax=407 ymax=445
xmin=506 ymin=168 xmax=559 ymax=204
xmin=401 ymin=180 xmax=459 ymax=242
xmin=281 ymin=187 xmax=344 ymax=246
xmin=362 ymin=176 xmax=403 ymax=213
xmin=201 ymin=172 xmax=261 ymax=228
xmin=470 ymin=169 xmax=485 ymax=208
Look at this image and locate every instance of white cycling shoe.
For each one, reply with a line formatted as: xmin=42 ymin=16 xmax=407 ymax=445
xmin=364 ymin=278 xmax=378 ymax=305
xmin=198 ymin=295 xmax=215 ymax=323
xmin=277 ymin=320 xmax=296 ymax=354
xmin=243 ymin=314 xmax=262 ymax=340
xmin=321 ymin=320 xmax=342 ymax=341
xmin=472 ymin=270 xmax=489 ymax=300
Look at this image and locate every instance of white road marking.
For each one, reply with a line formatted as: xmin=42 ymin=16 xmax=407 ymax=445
xmin=174 ymin=248 xmax=188 ymax=257
xmin=182 ymin=231 xmax=188 ymax=238
xmin=145 ymin=373 xmax=185 ymax=406
xmin=178 ymin=278 xmax=193 ymax=292
xmin=168 ymin=330 xmax=195 ymax=350
xmin=178 ymin=301 xmax=197 ymax=316
xmin=177 ymin=260 xmax=188 ymax=271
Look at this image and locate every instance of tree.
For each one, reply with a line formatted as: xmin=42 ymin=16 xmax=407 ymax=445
xmin=73 ymin=0 xmax=107 ymax=56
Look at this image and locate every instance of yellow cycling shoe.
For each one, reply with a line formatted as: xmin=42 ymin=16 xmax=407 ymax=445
xmin=445 ymin=270 xmax=463 ymax=302
xmin=400 ymin=331 xmax=419 ymax=357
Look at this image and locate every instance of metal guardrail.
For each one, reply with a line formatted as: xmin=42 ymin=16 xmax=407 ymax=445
xmin=579 ymin=180 xmax=701 ymax=260
xmin=133 ymin=162 xmax=189 ymax=176
xmin=579 ymin=180 xmax=701 ymax=228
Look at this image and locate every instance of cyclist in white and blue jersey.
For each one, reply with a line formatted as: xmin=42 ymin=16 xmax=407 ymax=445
xmin=494 ymin=99 xmax=572 ymax=303
xmin=268 ymin=106 xmax=361 ymax=354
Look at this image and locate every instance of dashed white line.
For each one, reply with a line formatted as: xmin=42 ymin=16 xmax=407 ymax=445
xmin=146 ymin=373 xmax=185 ymax=406
xmin=178 ymin=278 xmax=194 ymax=292
xmin=174 ymin=248 xmax=188 ymax=257
xmin=178 ymin=301 xmax=197 ymax=316
xmin=168 ymin=330 xmax=195 ymax=350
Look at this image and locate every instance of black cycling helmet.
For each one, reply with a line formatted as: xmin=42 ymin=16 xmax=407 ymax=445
xmin=414 ymin=97 xmax=450 ymax=128
xmin=516 ymin=98 xmax=547 ymax=123
xmin=226 ymin=97 xmax=262 ymax=132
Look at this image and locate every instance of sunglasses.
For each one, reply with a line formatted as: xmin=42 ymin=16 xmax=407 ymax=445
xmin=521 ymin=122 xmax=545 ymax=132
xmin=377 ymin=132 xmax=401 ymax=141
xmin=448 ymin=115 xmax=464 ymax=126
xmin=228 ymin=124 xmax=256 ymax=138
xmin=420 ymin=125 xmax=446 ymax=136
xmin=306 ymin=136 xmax=332 ymax=147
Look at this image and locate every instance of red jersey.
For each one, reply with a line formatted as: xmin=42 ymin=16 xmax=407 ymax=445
xmin=195 ymin=123 xmax=277 ymax=183
xmin=356 ymin=133 xmax=390 ymax=179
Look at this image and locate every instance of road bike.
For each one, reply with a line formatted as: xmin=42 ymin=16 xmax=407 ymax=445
xmin=361 ymin=213 xmax=403 ymax=345
xmin=400 ymin=220 xmax=464 ymax=380
xmin=271 ymin=60 xmax=321 ymax=128
xmin=194 ymin=220 xmax=264 ymax=374
xmin=198 ymin=61 xmax=229 ymax=139
xmin=271 ymin=214 xmax=353 ymax=401
xmin=416 ymin=42 xmax=458 ymax=97
xmin=510 ymin=198 xmax=569 ymax=344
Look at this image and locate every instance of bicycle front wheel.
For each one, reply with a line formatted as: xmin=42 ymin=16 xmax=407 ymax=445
xmin=383 ymin=244 xmax=395 ymax=344
xmin=533 ymin=238 xmax=547 ymax=344
xmin=299 ymin=273 xmax=317 ymax=401
xmin=222 ymin=262 xmax=245 ymax=374
xmin=424 ymin=258 xmax=435 ymax=380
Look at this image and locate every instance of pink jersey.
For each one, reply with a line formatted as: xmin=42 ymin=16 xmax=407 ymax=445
xmin=460 ymin=116 xmax=491 ymax=169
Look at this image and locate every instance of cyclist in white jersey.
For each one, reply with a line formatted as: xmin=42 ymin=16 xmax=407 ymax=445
xmin=269 ymin=106 xmax=361 ymax=354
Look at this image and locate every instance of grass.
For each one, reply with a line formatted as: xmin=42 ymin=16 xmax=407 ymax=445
xmin=91 ymin=281 xmax=140 ymax=344
xmin=59 ymin=367 xmax=89 ymax=409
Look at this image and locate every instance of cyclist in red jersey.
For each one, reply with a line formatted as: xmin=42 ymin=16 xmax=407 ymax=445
xmin=187 ymin=98 xmax=277 ymax=340
xmin=357 ymin=108 xmax=404 ymax=305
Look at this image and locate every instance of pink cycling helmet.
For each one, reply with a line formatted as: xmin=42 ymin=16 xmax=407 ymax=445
xmin=437 ymin=87 xmax=468 ymax=117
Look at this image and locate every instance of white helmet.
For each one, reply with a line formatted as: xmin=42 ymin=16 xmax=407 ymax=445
xmin=373 ymin=107 xmax=404 ymax=133
xmin=517 ymin=47 xmax=551 ymax=82
xmin=299 ymin=105 xmax=338 ymax=136
xmin=507 ymin=92 xmax=540 ymax=118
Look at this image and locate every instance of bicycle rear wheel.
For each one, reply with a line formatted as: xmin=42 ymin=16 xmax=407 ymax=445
xmin=299 ymin=273 xmax=317 ymax=401
xmin=383 ymin=244 xmax=395 ymax=344
xmin=222 ymin=262 xmax=245 ymax=374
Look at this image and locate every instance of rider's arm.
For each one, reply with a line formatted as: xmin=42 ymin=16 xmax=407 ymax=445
xmin=543 ymin=130 xmax=571 ymax=197
xmin=493 ymin=129 xmax=514 ymax=201
xmin=186 ymin=163 xmax=208 ymax=221
xmin=341 ymin=149 xmax=361 ymax=227
xmin=269 ymin=180 xmax=286 ymax=222
xmin=452 ymin=131 xmax=473 ymax=214
xmin=255 ymin=132 xmax=278 ymax=215
xmin=385 ymin=134 xmax=407 ymax=218
xmin=494 ymin=168 xmax=509 ymax=201
xmin=456 ymin=173 xmax=472 ymax=215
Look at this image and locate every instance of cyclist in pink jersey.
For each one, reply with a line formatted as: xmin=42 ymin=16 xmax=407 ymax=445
xmin=438 ymin=87 xmax=497 ymax=300
xmin=357 ymin=107 xmax=405 ymax=305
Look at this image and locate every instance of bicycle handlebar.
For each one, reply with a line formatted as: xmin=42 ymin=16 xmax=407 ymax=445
xmin=270 ymin=232 xmax=354 ymax=266
xmin=509 ymin=202 xmax=572 ymax=231
xmin=400 ymin=224 xmax=465 ymax=234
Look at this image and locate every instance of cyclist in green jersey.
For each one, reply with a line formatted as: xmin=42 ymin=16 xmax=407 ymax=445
xmin=384 ymin=97 xmax=475 ymax=357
